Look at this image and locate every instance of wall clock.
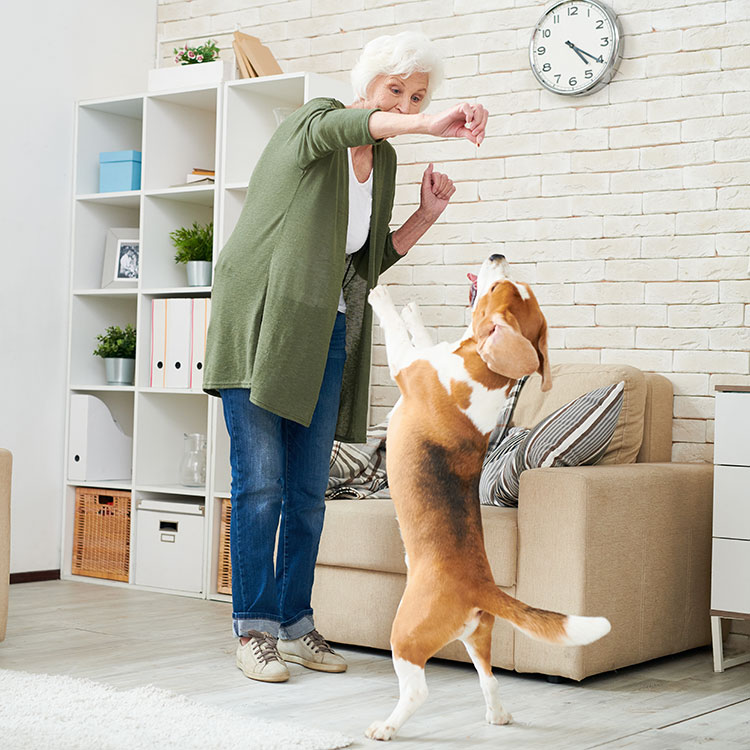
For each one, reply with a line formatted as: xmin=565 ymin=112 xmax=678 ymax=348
xmin=529 ymin=0 xmax=623 ymax=96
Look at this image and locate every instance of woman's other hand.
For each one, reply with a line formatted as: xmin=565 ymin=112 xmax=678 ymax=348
xmin=426 ymin=103 xmax=488 ymax=145
xmin=419 ymin=163 xmax=456 ymax=221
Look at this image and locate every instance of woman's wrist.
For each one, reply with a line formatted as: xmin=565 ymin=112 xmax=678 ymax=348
xmin=414 ymin=204 xmax=439 ymax=225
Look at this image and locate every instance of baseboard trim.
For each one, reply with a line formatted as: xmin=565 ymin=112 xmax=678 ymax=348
xmin=10 ymin=569 xmax=61 ymax=584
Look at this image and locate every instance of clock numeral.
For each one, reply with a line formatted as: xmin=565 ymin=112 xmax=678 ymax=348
xmin=568 ymin=5 xmax=578 ymax=15
xmin=569 ymin=76 xmax=577 ymax=86
xmin=596 ymin=19 xmax=604 ymax=29
xmin=542 ymin=63 xmax=551 ymax=72
xmin=553 ymin=13 xmax=559 ymax=23
xmin=554 ymin=74 xmax=561 ymax=83
xmin=585 ymin=69 xmax=593 ymax=79
xmin=601 ymin=37 xmax=610 ymax=46
xmin=542 ymin=28 xmax=551 ymax=37
xmin=537 ymin=46 xmax=546 ymax=55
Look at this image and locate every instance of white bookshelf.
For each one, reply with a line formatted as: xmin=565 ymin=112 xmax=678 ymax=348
xmin=62 ymin=72 xmax=352 ymax=602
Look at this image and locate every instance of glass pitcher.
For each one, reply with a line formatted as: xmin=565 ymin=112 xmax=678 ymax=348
xmin=179 ymin=432 xmax=206 ymax=487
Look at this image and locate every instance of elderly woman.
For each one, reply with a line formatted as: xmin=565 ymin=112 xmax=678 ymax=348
xmin=202 ymin=32 xmax=488 ymax=683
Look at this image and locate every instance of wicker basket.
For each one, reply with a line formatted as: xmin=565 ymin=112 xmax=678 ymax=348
xmin=217 ymin=497 xmax=232 ymax=595
xmin=72 ymin=487 xmax=131 ymax=582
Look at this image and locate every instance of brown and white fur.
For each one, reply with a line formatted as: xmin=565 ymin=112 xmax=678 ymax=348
xmin=365 ymin=254 xmax=611 ymax=741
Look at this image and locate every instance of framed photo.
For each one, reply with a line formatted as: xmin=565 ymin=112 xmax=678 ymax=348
xmin=102 ymin=228 xmax=139 ymax=289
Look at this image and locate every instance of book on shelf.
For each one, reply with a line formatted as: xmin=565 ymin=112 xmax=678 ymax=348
xmin=233 ymin=31 xmax=283 ymax=79
xmin=185 ymin=175 xmax=215 ymax=185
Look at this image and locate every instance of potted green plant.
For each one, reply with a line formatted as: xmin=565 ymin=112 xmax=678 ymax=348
xmin=93 ymin=324 xmax=136 ymax=385
xmin=148 ymin=39 xmax=234 ymax=92
xmin=171 ymin=221 xmax=213 ymax=287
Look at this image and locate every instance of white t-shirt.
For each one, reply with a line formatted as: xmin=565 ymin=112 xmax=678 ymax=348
xmin=338 ymin=148 xmax=373 ymax=313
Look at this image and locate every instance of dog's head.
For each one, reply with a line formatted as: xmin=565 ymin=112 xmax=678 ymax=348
xmin=470 ymin=254 xmax=551 ymax=391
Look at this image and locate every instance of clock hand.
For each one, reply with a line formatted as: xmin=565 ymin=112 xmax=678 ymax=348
xmin=565 ymin=40 xmax=589 ymax=64
xmin=566 ymin=40 xmax=604 ymax=64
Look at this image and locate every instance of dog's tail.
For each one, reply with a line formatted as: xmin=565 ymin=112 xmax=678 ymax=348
xmin=479 ymin=586 xmax=610 ymax=646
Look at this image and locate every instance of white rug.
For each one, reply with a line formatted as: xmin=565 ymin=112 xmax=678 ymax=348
xmin=0 ymin=669 xmax=352 ymax=750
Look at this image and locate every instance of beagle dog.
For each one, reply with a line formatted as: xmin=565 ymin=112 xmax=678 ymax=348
xmin=365 ymin=254 xmax=610 ymax=741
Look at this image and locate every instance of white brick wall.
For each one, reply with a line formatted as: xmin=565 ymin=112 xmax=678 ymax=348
xmin=158 ymin=0 xmax=750 ymax=461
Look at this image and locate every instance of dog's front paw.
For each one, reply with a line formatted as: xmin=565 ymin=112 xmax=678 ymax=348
xmin=486 ymin=707 xmax=512 ymax=725
xmin=365 ymin=720 xmax=398 ymax=741
xmin=368 ymin=285 xmax=395 ymax=322
xmin=400 ymin=301 xmax=422 ymax=328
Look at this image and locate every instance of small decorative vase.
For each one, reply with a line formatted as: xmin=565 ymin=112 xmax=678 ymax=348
xmin=179 ymin=432 xmax=207 ymax=487
xmin=186 ymin=261 xmax=212 ymax=287
xmin=104 ymin=357 xmax=135 ymax=386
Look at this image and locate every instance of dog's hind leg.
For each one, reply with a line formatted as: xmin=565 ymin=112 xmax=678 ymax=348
xmin=460 ymin=611 xmax=512 ymax=726
xmin=365 ymin=654 xmax=428 ymax=742
xmin=366 ymin=586 xmax=458 ymax=741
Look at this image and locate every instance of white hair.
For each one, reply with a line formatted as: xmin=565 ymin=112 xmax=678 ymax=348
xmin=351 ymin=32 xmax=444 ymax=108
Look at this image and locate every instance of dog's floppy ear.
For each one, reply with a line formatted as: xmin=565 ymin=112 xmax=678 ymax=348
xmin=535 ymin=319 xmax=552 ymax=392
xmin=476 ymin=313 xmax=540 ymax=380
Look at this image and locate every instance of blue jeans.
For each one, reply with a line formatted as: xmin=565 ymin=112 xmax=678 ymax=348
xmin=219 ymin=312 xmax=346 ymax=639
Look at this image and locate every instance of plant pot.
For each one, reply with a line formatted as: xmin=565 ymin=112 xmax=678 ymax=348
xmin=104 ymin=357 xmax=135 ymax=386
xmin=186 ymin=261 xmax=212 ymax=287
xmin=147 ymin=60 xmax=236 ymax=92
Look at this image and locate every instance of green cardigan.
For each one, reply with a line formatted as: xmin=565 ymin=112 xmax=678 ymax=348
xmin=202 ymin=97 xmax=402 ymax=442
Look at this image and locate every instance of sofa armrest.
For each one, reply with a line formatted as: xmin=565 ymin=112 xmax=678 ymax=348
xmin=514 ymin=462 xmax=713 ymax=679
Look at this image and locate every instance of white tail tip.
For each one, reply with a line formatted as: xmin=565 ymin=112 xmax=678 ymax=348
xmin=562 ymin=615 xmax=611 ymax=646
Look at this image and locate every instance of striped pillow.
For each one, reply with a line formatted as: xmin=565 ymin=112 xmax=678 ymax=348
xmin=480 ymin=381 xmax=625 ymax=508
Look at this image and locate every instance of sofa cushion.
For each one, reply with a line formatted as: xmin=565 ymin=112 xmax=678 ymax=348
xmin=511 ymin=363 xmax=647 ymax=465
xmin=480 ymin=381 xmax=625 ymax=507
xmin=318 ymin=498 xmax=519 ymax=587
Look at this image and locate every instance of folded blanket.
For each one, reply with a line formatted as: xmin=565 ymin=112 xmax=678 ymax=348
xmin=326 ymin=421 xmax=390 ymax=500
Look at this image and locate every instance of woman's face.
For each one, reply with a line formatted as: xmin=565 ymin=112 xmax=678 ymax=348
xmin=363 ymin=72 xmax=430 ymax=114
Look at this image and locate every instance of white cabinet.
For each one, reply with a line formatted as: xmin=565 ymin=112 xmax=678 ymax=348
xmin=61 ymin=73 xmax=352 ymax=599
xmin=710 ymin=386 xmax=750 ymax=672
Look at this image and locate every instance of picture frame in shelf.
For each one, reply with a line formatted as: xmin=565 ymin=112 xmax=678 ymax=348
xmin=101 ymin=228 xmax=139 ymax=289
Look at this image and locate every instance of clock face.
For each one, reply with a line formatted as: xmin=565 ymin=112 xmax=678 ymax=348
xmin=530 ymin=0 xmax=621 ymax=96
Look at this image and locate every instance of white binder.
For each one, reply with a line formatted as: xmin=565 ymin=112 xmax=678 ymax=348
xmin=165 ymin=298 xmax=192 ymax=389
xmin=150 ymin=298 xmax=167 ymax=388
xmin=190 ymin=298 xmax=211 ymax=391
xmin=68 ymin=394 xmax=132 ymax=481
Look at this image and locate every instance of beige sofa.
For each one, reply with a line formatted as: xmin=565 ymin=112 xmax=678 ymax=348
xmin=0 ymin=448 xmax=11 ymax=642
xmin=312 ymin=364 xmax=713 ymax=681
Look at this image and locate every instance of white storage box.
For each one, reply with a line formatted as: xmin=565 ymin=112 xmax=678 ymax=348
xmin=147 ymin=60 xmax=235 ymax=92
xmin=134 ymin=498 xmax=205 ymax=593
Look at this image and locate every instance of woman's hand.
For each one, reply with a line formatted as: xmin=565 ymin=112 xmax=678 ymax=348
xmin=425 ymin=103 xmax=488 ymax=145
xmin=419 ymin=163 xmax=456 ymax=222
xmin=391 ymin=164 xmax=456 ymax=255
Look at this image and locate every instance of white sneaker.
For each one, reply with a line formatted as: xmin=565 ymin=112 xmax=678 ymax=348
xmin=236 ymin=631 xmax=290 ymax=683
xmin=278 ymin=629 xmax=347 ymax=673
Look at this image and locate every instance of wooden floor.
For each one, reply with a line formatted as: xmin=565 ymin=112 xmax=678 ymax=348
xmin=2 ymin=581 xmax=750 ymax=749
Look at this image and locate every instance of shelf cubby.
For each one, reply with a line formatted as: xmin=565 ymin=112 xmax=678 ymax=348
xmin=134 ymin=391 xmax=209 ymax=489
xmin=75 ymin=97 xmax=144 ymax=197
xmin=218 ymin=187 xmax=245 ymax=251
xmin=140 ymin=193 xmax=215 ymax=291
xmin=73 ymin=200 xmax=140 ymax=291
xmin=223 ymin=76 xmax=306 ymax=186
xmin=70 ymin=295 xmax=138 ymax=386
xmin=212 ymin=409 xmax=231 ymax=497
xmin=143 ymin=88 xmax=219 ymax=191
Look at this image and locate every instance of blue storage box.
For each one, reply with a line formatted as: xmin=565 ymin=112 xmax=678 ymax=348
xmin=99 ymin=150 xmax=142 ymax=192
